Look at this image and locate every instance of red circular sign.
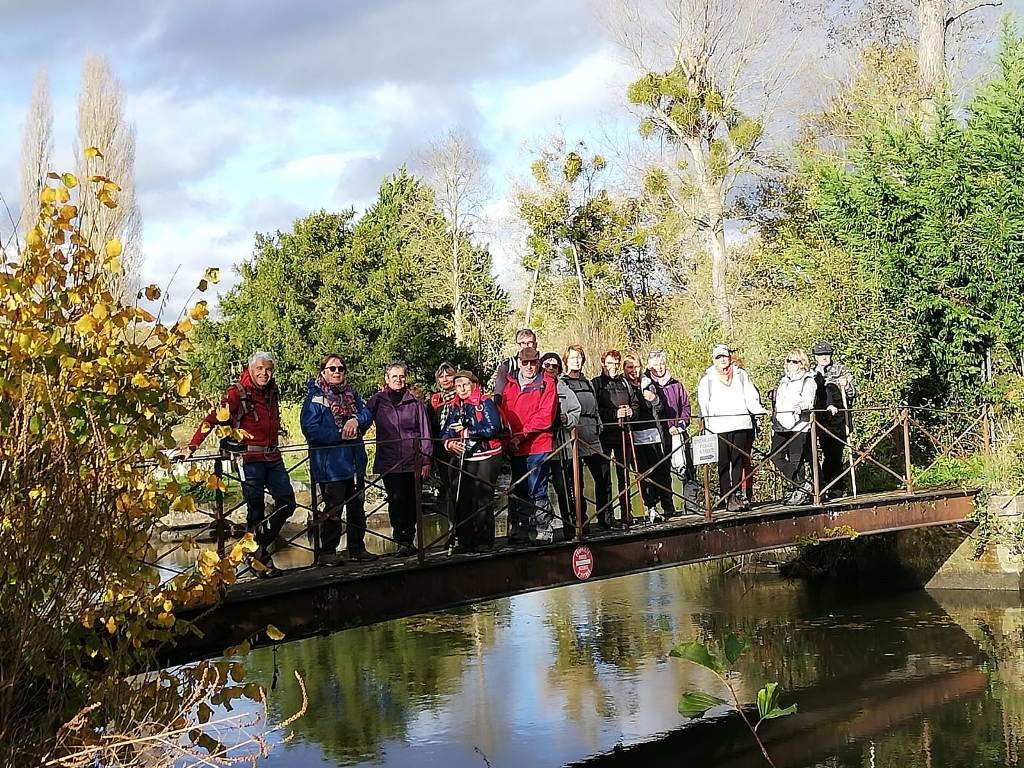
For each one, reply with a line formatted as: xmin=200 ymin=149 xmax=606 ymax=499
xmin=572 ymin=546 xmax=594 ymax=581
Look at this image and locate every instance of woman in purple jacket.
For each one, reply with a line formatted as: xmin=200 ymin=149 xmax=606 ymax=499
xmin=366 ymin=362 xmax=433 ymax=556
xmin=647 ymin=350 xmax=696 ymax=514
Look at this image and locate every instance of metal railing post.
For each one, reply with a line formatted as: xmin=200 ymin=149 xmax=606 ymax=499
xmin=702 ymin=463 xmax=713 ymax=522
xmin=310 ymin=477 xmax=320 ymax=564
xmin=571 ymin=427 xmax=583 ymax=541
xmin=809 ymin=412 xmax=821 ymax=506
xmin=413 ymin=438 xmax=426 ymax=565
xmin=214 ymin=456 xmax=226 ymax=558
xmin=902 ymin=406 xmax=914 ymax=495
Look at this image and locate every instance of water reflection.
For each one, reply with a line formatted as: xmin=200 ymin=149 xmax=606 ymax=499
xmin=242 ymin=561 xmax=1024 ymax=768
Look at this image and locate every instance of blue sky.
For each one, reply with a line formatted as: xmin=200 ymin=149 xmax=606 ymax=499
xmin=0 ymin=0 xmax=1017 ymax=315
xmin=0 ymin=0 xmax=635 ymax=313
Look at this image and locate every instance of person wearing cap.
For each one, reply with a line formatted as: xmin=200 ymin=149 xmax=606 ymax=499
xmin=490 ymin=328 xmax=538 ymax=405
xmin=366 ymin=362 xmax=433 ymax=556
xmin=625 ymin=353 xmax=677 ymax=522
xmin=428 ymin=361 xmax=459 ymax=526
xmin=300 ymin=353 xmax=377 ymax=565
xmin=811 ymin=341 xmax=858 ymax=497
xmin=697 ymin=345 xmax=767 ymax=512
xmin=439 ymin=370 xmax=504 ymax=552
xmin=498 ymin=345 xmax=559 ymax=545
xmin=539 ymin=352 xmax=583 ymax=540
xmin=647 ymin=350 xmax=700 ymax=514
xmin=593 ymin=349 xmax=640 ymax=528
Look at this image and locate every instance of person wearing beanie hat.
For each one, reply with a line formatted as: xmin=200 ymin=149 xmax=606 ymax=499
xmin=811 ymin=342 xmax=858 ymax=498
xmin=439 ymin=371 xmax=503 ymax=552
xmin=428 ymin=362 xmax=459 ymax=527
xmin=696 ymin=345 xmax=767 ymax=512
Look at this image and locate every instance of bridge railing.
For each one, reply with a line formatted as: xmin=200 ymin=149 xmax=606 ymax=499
xmin=145 ymin=404 xmax=990 ymax=583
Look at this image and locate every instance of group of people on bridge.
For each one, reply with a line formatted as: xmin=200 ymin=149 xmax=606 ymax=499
xmin=182 ymin=328 xmax=857 ymax=576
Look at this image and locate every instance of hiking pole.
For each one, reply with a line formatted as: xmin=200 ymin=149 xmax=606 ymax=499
xmin=625 ymin=422 xmax=647 ymax=523
xmin=840 ymin=387 xmax=858 ymax=496
xmin=619 ymin=417 xmax=631 ymax=528
xmin=447 ymin=435 xmax=467 ymax=556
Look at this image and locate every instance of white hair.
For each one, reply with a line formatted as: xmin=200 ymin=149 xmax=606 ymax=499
xmin=648 ymin=350 xmax=668 ymax=366
xmin=385 ymin=361 xmax=407 ymax=376
xmin=248 ymin=350 xmax=275 ymax=367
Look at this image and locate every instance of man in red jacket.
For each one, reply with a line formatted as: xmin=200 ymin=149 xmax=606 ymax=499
xmin=184 ymin=351 xmax=295 ymax=575
xmin=498 ymin=346 xmax=558 ymax=546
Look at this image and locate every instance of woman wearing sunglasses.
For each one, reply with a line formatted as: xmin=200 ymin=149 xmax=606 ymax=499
xmin=300 ymin=354 xmax=377 ymax=565
xmin=539 ymin=351 xmax=582 ymax=540
xmin=770 ymin=348 xmax=818 ymax=506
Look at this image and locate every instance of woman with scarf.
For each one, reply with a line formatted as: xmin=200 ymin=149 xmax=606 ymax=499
xmin=593 ymin=349 xmax=639 ymax=528
xmin=366 ymin=362 xmax=433 ymax=556
xmin=428 ymin=361 xmax=459 ymax=526
xmin=561 ymin=345 xmax=609 ymax=532
xmin=647 ymin=350 xmax=699 ymax=515
xmin=301 ymin=354 xmax=377 ymax=565
xmin=439 ymin=371 xmax=504 ymax=552
xmin=624 ymin=353 xmax=676 ymax=522
xmin=770 ymin=348 xmax=818 ymax=506
xmin=539 ymin=352 xmax=582 ymax=540
xmin=697 ymin=345 xmax=767 ymax=513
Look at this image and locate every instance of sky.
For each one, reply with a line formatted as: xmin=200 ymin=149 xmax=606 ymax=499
xmin=0 ymin=0 xmax=1018 ymax=317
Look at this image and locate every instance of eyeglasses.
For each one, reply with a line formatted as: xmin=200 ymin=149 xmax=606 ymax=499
xmin=325 ymin=365 xmax=346 ymax=373
xmin=520 ymin=359 xmax=539 ymax=366
xmin=785 ymin=359 xmax=800 ymax=364
xmin=541 ymin=361 xmax=560 ymax=368
xmin=714 ymin=355 xmax=729 ymax=360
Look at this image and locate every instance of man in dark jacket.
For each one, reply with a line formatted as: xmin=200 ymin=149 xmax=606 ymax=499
xmin=812 ymin=341 xmax=858 ymax=498
xmin=185 ymin=350 xmax=295 ymax=575
xmin=366 ymin=362 xmax=433 ymax=556
xmin=593 ymin=349 xmax=639 ymax=527
xmin=490 ymin=328 xmax=537 ymax=405
xmin=300 ymin=353 xmax=377 ymax=565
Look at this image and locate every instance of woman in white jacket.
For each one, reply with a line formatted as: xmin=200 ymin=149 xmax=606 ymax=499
xmin=697 ymin=345 xmax=767 ymax=512
xmin=770 ymin=348 xmax=818 ymax=506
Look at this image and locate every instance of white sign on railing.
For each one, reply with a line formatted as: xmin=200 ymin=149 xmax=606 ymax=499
xmin=690 ymin=434 xmax=719 ymax=466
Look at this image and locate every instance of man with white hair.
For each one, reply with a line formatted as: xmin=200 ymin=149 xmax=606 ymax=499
xmin=184 ymin=350 xmax=296 ymax=576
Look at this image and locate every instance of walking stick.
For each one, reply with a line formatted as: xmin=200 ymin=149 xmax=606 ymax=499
xmin=840 ymin=387 xmax=858 ymax=496
xmin=446 ymin=432 xmax=467 ymax=556
xmin=619 ymin=417 xmax=631 ymax=527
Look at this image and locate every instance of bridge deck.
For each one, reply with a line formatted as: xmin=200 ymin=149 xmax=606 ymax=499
xmin=168 ymin=487 xmax=976 ymax=665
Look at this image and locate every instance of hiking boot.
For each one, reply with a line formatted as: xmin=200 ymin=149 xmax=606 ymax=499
xmin=317 ymin=552 xmax=345 ymax=567
xmin=347 ymin=549 xmax=378 ymax=563
xmin=736 ymin=492 xmax=752 ymax=511
xmin=726 ymin=495 xmax=742 ymax=513
xmin=394 ymin=543 xmax=417 ymax=557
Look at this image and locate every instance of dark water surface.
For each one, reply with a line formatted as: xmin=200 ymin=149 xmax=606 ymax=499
xmin=241 ymin=561 xmax=1024 ymax=767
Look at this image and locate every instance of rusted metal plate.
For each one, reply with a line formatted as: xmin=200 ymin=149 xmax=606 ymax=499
xmin=165 ymin=488 xmax=976 ymax=665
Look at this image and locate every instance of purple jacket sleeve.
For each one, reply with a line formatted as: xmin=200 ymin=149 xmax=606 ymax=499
xmin=416 ymin=400 xmax=434 ymax=465
xmin=678 ymin=384 xmax=692 ymax=428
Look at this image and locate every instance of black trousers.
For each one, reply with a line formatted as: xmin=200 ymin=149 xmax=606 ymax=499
xmin=770 ymin=431 xmax=810 ymax=489
xmin=318 ymin=477 xmax=367 ymax=555
xmin=551 ymin=454 xmax=612 ymax=534
xmin=601 ymin=440 xmax=632 ymax=523
xmin=634 ymin=442 xmax=676 ymax=515
xmin=819 ymin=420 xmax=848 ymax=494
xmin=433 ymin=448 xmax=456 ymax=522
xmin=383 ymin=472 xmax=416 ymax=545
xmin=716 ymin=429 xmax=754 ymax=501
xmin=453 ymin=455 xmax=501 ymax=547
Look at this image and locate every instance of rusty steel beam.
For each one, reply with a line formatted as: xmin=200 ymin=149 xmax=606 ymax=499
xmin=165 ymin=489 xmax=976 ymax=666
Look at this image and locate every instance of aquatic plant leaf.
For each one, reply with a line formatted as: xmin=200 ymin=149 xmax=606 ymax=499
xmin=678 ymin=690 xmax=728 ymax=717
xmin=669 ymin=641 xmax=722 ymax=673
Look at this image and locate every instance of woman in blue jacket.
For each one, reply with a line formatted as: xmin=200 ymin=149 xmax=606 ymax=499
xmin=300 ymin=353 xmax=376 ymax=565
xmin=439 ymin=371 xmax=504 ymax=553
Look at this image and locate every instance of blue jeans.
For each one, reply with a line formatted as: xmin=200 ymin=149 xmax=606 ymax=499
xmin=241 ymin=458 xmax=296 ymax=550
xmin=509 ymin=453 xmax=553 ymax=543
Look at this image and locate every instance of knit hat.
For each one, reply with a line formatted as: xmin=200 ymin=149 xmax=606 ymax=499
xmin=711 ymin=344 xmax=731 ymax=360
xmin=453 ymin=369 xmax=479 ymax=384
xmin=811 ymin=341 xmax=834 ymax=355
xmin=435 ymin=360 xmax=456 ymax=377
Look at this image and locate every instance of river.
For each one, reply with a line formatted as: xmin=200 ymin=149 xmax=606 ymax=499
xmin=230 ymin=559 xmax=1024 ymax=767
